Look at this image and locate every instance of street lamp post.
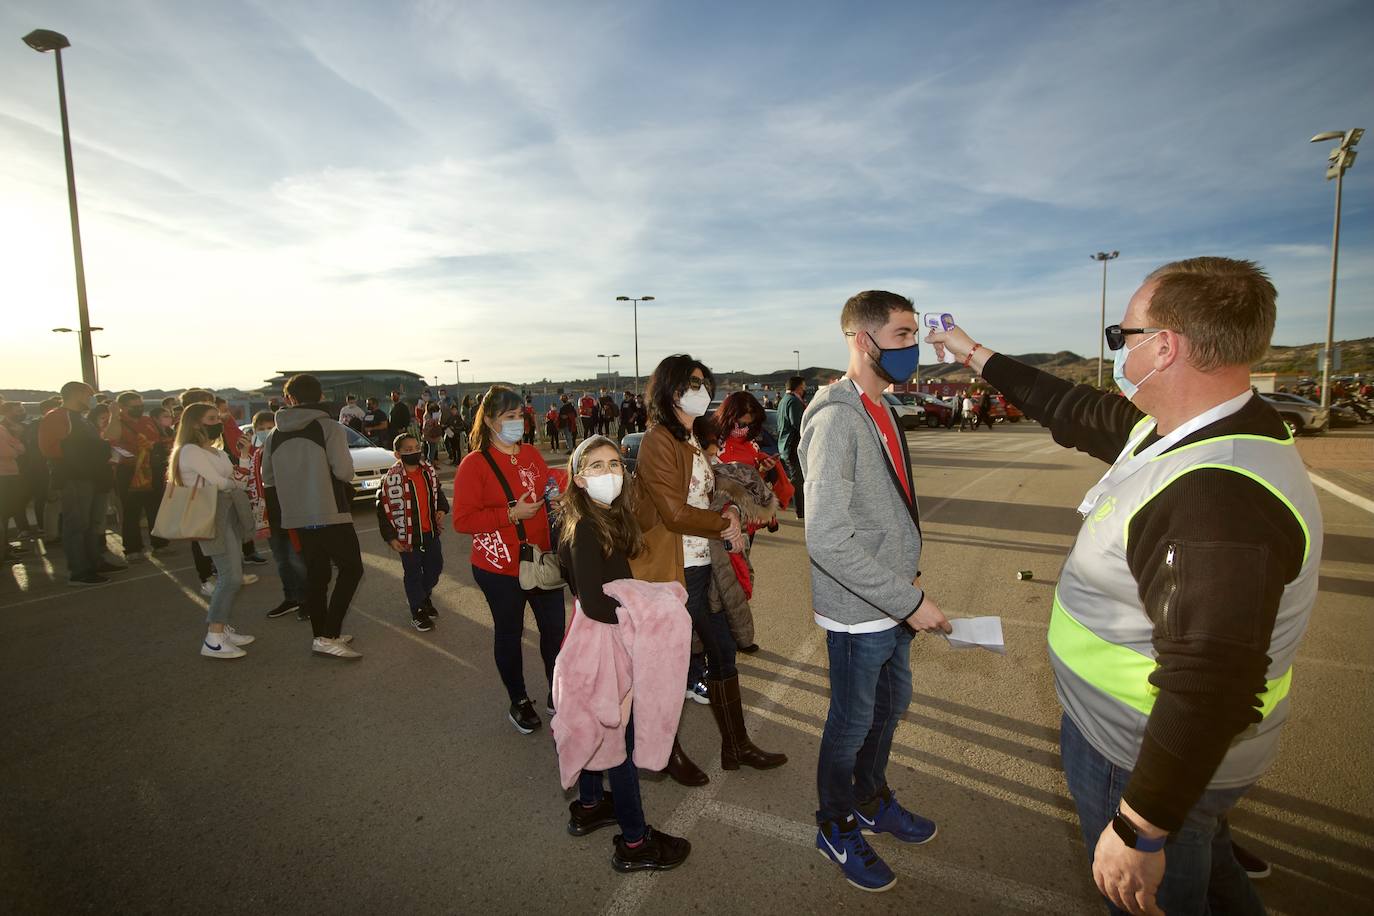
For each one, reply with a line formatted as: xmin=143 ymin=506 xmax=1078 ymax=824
xmin=24 ymin=29 xmax=97 ymax=388
xmin=1310 ymin=129 xmax=1363 ymax=411
xmin=615 ymin=295 xmax=655 ymax=392
xmin=793 ymin=349 xmax=800 ymax=372
xmin=1091 ymin=251 xmax=1120 ymax=388
xmin=597 ymin=353 xmax=620 ymax=383
xmin=444 ymin=358 xmax=470 ymax=386
xmin=93 ymin=353 xmax=109 ymax=390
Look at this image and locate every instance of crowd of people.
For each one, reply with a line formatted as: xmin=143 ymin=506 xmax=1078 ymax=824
xmin=0 ymin=255 xmax=1331 ymax=910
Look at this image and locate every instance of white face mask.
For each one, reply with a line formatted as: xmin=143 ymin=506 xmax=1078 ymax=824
xmin=678 ymin=386 xmax=711 ymax=418
xmin=583 ymin=472 xmax=624 ymax=505
xmin=496 ymin=419 xmax=524 ymax=444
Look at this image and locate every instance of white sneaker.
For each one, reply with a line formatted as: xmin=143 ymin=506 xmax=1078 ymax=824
xmin=201 ymin=578 xmax=217 ymax=597
xmin=312 ymin=637 xmax=361 ymax=659
xmin=337 ymin=634 xmax=354 ymax=644
xmin=201 ymin=633 xmax=246 ymax=659
xmin=242 ymin=573 xmax=259 ymax=586
xmin=224 ymin=625 xmax=255 ymax=647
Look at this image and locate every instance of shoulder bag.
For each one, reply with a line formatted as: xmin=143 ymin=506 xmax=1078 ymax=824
xmin=479 ymin=449 xmax=565 ymax=591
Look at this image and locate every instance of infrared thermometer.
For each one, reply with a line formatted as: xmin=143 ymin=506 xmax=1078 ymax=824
xmin=923 ymin=312 xmax=955 ymax=332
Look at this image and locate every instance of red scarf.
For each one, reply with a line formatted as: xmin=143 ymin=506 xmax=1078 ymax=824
xmin=381 ymin=459 xmax=439 ymax=549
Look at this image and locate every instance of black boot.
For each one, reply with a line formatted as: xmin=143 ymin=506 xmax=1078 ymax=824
xmin=662 ymin=736 xmax=709 ymax=786
xmin=708 ymin=675 xmax=787 ymax=771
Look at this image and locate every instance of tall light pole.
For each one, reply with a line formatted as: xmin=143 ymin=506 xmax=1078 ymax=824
xmin=1310 ymin=129 xmax=1363 ymax=411
xmin=93 ymin=353 xmax=110 ymax=390
xmin=597 ymin=353 xmax=620 ymax=383
xmin=615 ymin=295 xmax=654 ymax=392
xmin=793 ymin=349 xmax=800 ymax=372
xmin=25 ymin=29 xmax=96 ymax=388
xmin=1091 ymin=251 xmax=1120 ymax=387
xmin=444 ymin=357 xmax=470 ymax=386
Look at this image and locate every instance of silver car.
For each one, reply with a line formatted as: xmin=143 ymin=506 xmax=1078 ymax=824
xmin=1259 ymin=393 xmax=1328 ymax=436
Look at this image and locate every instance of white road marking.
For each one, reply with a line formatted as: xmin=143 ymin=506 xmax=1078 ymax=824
xmin=0 ymin=563 xmax=198 ymax=609
xmin=1309 ymin=471 xmax=1374 ymax=517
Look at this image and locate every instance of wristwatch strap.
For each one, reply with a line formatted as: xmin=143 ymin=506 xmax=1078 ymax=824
xmin=1112 ymin=807 xmax=1167 ymax=853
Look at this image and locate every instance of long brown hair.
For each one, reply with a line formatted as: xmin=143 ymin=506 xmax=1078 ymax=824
xmin=468 ymin=385 xmax=524 ymax=453
xmin=713 ymin=391 xmax=764 ymax=445
xmin=168 ymin=402 xmax=222 ymax=485
xmin=560 ymin=436 xmax=644 ymax=560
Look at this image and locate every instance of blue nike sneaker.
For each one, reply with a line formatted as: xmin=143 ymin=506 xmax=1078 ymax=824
xmin=854 ymin=787 xmax=938 ymax=844
xmin=816 ymin=815 xmax=897 ymax=892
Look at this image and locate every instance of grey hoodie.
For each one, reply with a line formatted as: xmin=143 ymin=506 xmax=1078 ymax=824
xmin=798 ymin=379 xmax=924 ymax=630
xmin=260 ymin=405 xmax=355 ymax=529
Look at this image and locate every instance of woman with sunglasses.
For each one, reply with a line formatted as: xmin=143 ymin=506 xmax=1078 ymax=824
xmin=632 ymin=355 xmax=787 ymax=786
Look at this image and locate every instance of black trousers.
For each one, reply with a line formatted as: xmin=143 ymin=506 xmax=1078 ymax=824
xmin=298 ymin=524 xmax=365 ymax=639
xmin=115 ymin=466 xmax=167 ymax=553
xmin=783 ymin=448 xmax=804 ymax=519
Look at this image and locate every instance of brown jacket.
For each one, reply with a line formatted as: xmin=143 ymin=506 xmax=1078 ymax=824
xmin=629 ymin=424 xmax=728 ymax=586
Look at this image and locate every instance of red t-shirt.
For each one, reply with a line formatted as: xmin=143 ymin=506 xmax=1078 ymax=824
xmin=859 ymin=390 xmax=911 ymax=501
xmin=406 ymin=467 xmax=433 ymax=533
xmin=452 ymin=444 xmax=554 ymax=576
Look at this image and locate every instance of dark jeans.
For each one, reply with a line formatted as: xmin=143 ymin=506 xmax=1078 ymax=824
xmin=297 ymin=524 xmax=365 ymax=639
xmin=0 ymin=475 xmax=27 ymax=560
xmin=60 ymin=479 xmax=106 ymax=579
xmin=578 ymin=716 xmax=646 ymax=843
xmin=400 ymin=532 xmax=444 ymax=611
xmin=471 ymin=565 xmax=566 ymax=704
xmin=547 ymin=425 xmax=560 ymax=450
xmin=581 ymin=417 xmax=596 ymax=440
xmin=1059 ymin=713 xmax=1264 ymax=916
xmin=192 ymin=541 xmax=214 ymax=583
xmin=783 ymin=448 xmax=804 ymax=518
xmin=816 ymin=625 xmax=914 ymax=824
xmin=268 ymin=527 xmax=307 ymax=604
xmin=115 ymin=465 xmax=167 ymax=553
xmin=685 ymin=564 xmax=737 ymax=680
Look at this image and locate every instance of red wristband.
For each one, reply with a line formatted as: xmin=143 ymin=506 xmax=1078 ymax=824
xmin=962 ymin=343 xmax=982 ymax=368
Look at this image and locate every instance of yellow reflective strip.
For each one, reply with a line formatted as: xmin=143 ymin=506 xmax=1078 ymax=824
xmin=1156 ymin=432 xmax=1294 ymax=457
xmin=1049 ymin=591 xmax=1293 ymax=718
xmin=1122 ymin=464 xmax=1311 ymax=565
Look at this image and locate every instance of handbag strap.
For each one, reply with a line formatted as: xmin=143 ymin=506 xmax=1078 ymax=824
xmin=479 ymin=449 xmax=528 ymax=544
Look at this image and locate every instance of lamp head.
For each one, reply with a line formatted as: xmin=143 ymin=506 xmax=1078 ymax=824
xmin=641 ymin=296 xmax=655 ymax=301
xmin=23 ymin=29 xmax=70 ymax=52
xmin=615 ymin=296 xmax=630 ymax=301
xmin=1310 ymin=131 xmax=1345 ymax=143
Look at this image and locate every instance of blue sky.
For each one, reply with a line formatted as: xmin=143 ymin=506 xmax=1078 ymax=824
xmin=3 ymin=0 xmax=1371 ymax=392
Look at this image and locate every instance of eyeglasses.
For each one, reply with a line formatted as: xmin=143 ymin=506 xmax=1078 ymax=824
xmin=1104 ymin=325 xmax=1166 ymax=351
xmin=683 ymin=377 xmax=707 ymax=391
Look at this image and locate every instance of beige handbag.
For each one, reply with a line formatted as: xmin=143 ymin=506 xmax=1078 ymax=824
xmin=152 ymin=477 xmax=218 ymax=541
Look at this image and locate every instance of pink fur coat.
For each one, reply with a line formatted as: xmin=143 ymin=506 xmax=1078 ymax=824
xmin=551 ymin=578 xmax=692 ymax=789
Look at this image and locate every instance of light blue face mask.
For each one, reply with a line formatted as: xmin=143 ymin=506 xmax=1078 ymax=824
xmin=497 ymin=419 xmax=524 ymax=444
xmin=1113 ymin=332 xmax=1161 ymax=401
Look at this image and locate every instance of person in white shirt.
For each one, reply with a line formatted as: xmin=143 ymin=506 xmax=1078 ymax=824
xmin=171 ymin=402 xmax=254 ymax=659
xmin=959 ymin=393 xmax=975 ymax=432
xmin=338 ymin=394 xmax=366 ymax=432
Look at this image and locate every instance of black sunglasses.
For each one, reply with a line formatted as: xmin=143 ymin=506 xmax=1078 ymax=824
xmin=1104 ymin=325 xmax=1166 ymax=351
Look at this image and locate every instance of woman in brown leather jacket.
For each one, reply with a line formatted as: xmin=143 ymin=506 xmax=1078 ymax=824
xmin=631 ymin=354 xmax=787 ymax=786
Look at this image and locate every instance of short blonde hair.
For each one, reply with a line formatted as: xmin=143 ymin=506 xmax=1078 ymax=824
xmin=1144 ymin=257 xmax=1276 ymax=371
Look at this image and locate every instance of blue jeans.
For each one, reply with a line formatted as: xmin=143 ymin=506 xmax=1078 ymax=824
xmin=268 ymin=527 xmax=306 ymax=604
xmin=400 ymin=532 xmax=444 ymax=611
xmin=1059 ymin=713 xmax=1265 ymax=916
xmin=577 ymin=717 xmax=646 ymax=843
xmin=815 ymin=625 xmax=914 ymax=824
xmin=205 ymin=536 xmax=244 ymax=626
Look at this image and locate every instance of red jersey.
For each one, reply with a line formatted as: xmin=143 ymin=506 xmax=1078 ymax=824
xmin=578 ymin=396 xmax=596 ymax=418
xmin=452 ymin=444 xmax=554 ymax=576
xmin=406 ymin=466 xmax=434 ymax=533
xmin=859 ymin=390 xmax=910 ymax=500
xmin=110 ymin=414 xmax=162 ymax=490
xmin=221 ymin=416 xmax=242 ymax=456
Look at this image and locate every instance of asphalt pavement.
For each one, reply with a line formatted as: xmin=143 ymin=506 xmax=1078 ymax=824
xmin=2 ymin=424 xmax=1371 ymax=915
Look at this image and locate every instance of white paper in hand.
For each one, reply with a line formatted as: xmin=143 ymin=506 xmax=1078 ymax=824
xmin=945 ymin=616 xmax=1006 ymax=654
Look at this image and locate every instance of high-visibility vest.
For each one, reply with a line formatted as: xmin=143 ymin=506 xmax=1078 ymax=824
xmin=1048 ymin=422 xmax=1322 ymax=788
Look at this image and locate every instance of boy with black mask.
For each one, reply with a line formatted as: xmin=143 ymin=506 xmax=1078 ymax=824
xmin=376 ymin=434 xmax=449 ymax=632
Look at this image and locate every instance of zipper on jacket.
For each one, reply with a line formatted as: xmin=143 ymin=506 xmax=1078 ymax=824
xmin=1160 ymin=542 xmax=1179 ymax=637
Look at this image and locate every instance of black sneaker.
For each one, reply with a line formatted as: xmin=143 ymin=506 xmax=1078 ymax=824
xmin=243 ymin=554 xmax=269 ymax=566
xmin=96 ymin=560 xmax=127 ymax=573
xmin=738 ymin=643 xmax=760 ymax=654
xmin=422 ymin=598 xmax=439 ymax=618
xmin=266 ymin=601 xmax=300 ymax=619
xmin=509 ymin=698 xmax=541 ymax=735
xmin=411 ymin=610 xmax=434 ymax=632
xmin=1232 ymin=841 xmax=1271 ymax=880
xmin=296 ymin=605 xmax=310 ymax=622
xmin=612 ymin=827 xmax=691 ymax=873
xmin=67 ymin=573 xmax=110 ymax=587
xmin=567 ymin=792 xmax=617 ymax=836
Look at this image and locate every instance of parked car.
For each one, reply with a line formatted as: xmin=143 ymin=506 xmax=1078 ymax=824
xmin=242 ymin=420 xmax=398 ymax=500
xmin=882 ymin=393 xmax=925 ymax=430
xmin=900 ymin=392 xmax=955 ymax=428
xmin=987 ymin=393 xmax=1023 ymax=423
xmin=622 ymin=404 xmax=783 ymax=473
xmin=621 ymin=431 xmax=644 ymax=474
xmin=1258 ymin=393 xmax=1329 ymax=436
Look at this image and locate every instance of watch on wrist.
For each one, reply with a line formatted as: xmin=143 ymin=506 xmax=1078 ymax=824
xmin=1111 ymin=806 xmax=1167 ymax=853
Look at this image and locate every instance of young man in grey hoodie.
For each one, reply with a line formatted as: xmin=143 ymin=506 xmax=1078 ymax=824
xmin=261 ymin=374 xmax=365 ymax=659
xmin=799 ymin=290 xmax=952 ymax=893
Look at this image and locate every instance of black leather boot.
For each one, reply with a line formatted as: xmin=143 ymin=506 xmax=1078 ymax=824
xmin=663 ymin=736 xmax=709 ymax=786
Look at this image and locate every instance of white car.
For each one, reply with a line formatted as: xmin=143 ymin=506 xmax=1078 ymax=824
xmin=881 ymin=392 xmax=926 ymax=430
xmin=241 ymin=422 xmax=397 ymax=501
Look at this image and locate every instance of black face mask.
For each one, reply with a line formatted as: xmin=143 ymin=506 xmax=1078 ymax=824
xmin=400 ymin=453 xmax=422 ymax=466
xmin=203 ymin=424 xmax=222 ymax=439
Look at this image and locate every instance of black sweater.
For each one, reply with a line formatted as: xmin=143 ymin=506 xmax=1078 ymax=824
xmin=983 ymin=354 xmax=1305 ymax=833
xmin=558 ymin=517 xmax=632 ymax=624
